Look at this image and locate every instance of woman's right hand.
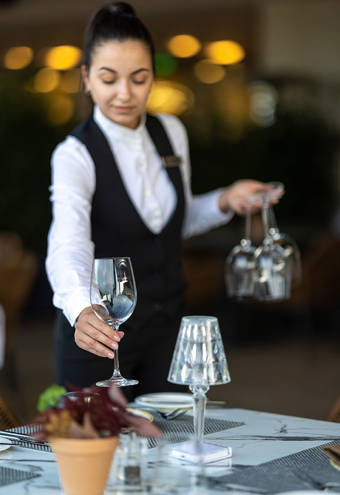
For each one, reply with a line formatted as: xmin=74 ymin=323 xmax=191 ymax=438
xmin=74 ymin=307 xmax=124 ymax=358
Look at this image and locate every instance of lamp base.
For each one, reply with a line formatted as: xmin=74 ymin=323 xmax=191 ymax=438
xmin=170 ymin=441 xmax=232 ymax=464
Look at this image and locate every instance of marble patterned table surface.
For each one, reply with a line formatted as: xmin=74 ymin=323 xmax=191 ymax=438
xmin=1 ymin=408 xmax=340 ymax=494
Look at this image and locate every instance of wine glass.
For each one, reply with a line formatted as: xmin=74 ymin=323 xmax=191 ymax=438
xmin=225 ymin=200 xmax=256 ymax=299
xmin=267 ymin=205 xmax=302 ymax=283
xmin=90 ymin=257 xmax=138 ymax=387
xmin=254 ymin=190 xmax=291 ymax=301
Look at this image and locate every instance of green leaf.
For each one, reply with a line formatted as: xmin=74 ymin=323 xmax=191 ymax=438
xmin=37 ymin=384 xmax=67 ymax=412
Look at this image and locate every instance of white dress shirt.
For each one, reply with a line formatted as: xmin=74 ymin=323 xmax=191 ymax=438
xmin=46 ymin=106 xmax=233 ymax=325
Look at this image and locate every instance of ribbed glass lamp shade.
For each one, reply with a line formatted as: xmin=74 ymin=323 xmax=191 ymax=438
xmin=167 ymin=316 xmax=231 ymax=387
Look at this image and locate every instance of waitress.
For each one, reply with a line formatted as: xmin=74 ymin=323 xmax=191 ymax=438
xmin=46 ymin=1 xmax=274 ymax=398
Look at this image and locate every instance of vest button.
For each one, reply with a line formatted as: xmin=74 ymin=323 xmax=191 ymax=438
xmin=153 ymin=303 xmax=163 ymax=312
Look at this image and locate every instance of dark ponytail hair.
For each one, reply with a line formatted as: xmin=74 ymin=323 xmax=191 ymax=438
xmin=83 ymin=2 xmax=155 ymax=70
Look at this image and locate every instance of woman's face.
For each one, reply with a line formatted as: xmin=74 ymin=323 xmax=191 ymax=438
xmin=82 ymin=39 xmax=154 ymax=129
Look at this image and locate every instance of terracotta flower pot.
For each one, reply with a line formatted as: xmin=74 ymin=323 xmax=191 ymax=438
xmin=49 ymin=436 xmax=119 ymax=495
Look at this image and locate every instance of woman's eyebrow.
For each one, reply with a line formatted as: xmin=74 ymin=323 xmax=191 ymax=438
xmin=131 ymin=68 xmax=150 ymax=75
xmin=98 ymin=67 xmax=117 ymax=73
xmin=97 ymin=67 xmax=150 ymax=75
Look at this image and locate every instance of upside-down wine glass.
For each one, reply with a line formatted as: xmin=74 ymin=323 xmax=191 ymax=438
xmin=225 ymin=200 xmax=256 ymax=299
xmin=90 ymin=257 xmax=138 ymax=387
xmin=254 ymin=186 xmax=291 ymax=300
xmin=267 ymin=204 xmax=302 ymax=284
xmin=168 ymin=316 xmax=231 ymax=443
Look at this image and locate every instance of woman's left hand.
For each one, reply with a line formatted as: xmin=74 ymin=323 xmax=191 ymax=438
xmin=218 ymin=180 xmax=282 ymax=215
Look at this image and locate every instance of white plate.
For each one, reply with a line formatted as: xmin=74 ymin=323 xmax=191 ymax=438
xmin=0 ymin=438 xmax=11 ymax=453
xmin=134 ymin=393 xmax=193 ymax=412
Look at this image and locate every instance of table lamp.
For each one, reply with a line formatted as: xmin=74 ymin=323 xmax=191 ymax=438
xmin=168 ymin=316 xmax=231 ymax=443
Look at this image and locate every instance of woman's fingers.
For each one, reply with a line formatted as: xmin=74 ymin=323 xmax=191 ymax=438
xmin=219 ymin=180 xmax=284 ymax=215
xmin=74 ymin=306 xmax=124 ymax=358
xmin=75 ymin=329 xmax=115 ymax=358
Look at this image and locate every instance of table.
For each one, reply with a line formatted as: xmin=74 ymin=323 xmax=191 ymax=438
xmin=1 ymin=408 xmax=340 ymax=494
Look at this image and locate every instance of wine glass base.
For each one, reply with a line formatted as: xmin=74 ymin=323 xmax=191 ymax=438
xmin=96 ymin=376 xmax=139 ymax=387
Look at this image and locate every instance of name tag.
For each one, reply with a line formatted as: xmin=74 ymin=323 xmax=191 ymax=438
xmin=162 ymin=155 xmax=182 ymax=167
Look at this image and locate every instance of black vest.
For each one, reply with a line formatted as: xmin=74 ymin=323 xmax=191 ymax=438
xmin=70 ymin=115 xmax=187 ymax=326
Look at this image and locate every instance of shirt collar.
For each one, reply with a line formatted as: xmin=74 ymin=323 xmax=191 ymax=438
xmin=93 ymin=105 xmax=146 ymax=148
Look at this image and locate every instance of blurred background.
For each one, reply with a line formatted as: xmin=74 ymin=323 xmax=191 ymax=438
xmin=0 ymin=0 xmax=340 ymax=423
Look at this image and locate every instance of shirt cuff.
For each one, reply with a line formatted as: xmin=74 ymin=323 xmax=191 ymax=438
xmin=183 ymin=188 xmax=235 ymax=239
xmin=53 ymin=288 xmax=91 ymax=327
xmin=208 ymin=188 xmax=234 ymax=224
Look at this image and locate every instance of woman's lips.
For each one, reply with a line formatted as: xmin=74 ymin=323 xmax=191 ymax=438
xmin=114 ymin=106 xmax=135 ymax=113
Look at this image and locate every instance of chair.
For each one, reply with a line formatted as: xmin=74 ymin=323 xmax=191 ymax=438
xmin=328 ymin=397 xmax=340 ymax=423
xmin=0 ymin=232 xmax=38 ymax=387
xmin=0 ymin=395 xmax=20 ymax=429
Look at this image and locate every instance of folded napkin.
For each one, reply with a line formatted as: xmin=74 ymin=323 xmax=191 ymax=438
xmin=323 ymin=444 xmax=340 ymax=470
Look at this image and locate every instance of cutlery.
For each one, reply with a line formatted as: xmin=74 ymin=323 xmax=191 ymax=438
xmin=0 ymin=430 xmax=36 ymax=441
xmin=0 ymin=430 xmax=50 ymax=451
xmin=152 ymin=400 xmax=227 ymax=419
xmin=0 ymin=441 xmax=51 ymax=452
xmin=158 ymin=409 xmax=188 ymax=420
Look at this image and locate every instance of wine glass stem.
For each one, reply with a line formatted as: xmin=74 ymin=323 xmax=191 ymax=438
xmin=245 ymin=205 xmax=251 ymax=242
xmin=268 ymin=205 xmax=278 ymax=232
xmin=111 ymin=324 xmax=122 ymax=378
xmin=190 ymin=386 xmax=208 ymax=442
xmin=262 ymin=198 xmax=270 ymax=239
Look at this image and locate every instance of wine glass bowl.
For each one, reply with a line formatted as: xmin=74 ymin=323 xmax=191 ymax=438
xmin=90 ymin=257 xmax=138 ymax=387
xmin=254 ymin=241 xmax=290 ymax=301
xmin=268 ymin=227 xmax=302 ymax=283
xmin=225 ymin=200 xmax=256 ymax=299
xmin=225 ymin=240 xmax=256 ymax=299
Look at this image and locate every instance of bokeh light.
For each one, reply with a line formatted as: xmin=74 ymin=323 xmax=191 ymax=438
xmin=60 ymin=69 xmax=81 ymax=94
xmin=47 ymin=95 xmax=75 ymax=125
xmin=33 ymin=68 xmax=60 ymax=93
xmin=167 ymin=35 xmax=201 ymax=58
xmin=4 ymin=46 xmax=33 ymax=70
xmin=147 ymin=81 xmax=194 ymax=115
xmin=194 ymin=59 xmax=225 ymax=84
xmin=45 ymin=45 xmax=82 ymax=70
xmin=154 ymin=53 xmax=177 ymax=78
xmin=248 ymin=81 xmax=278 ymax=127
xmin=205 ymin=40 xmax=245 ymax=65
